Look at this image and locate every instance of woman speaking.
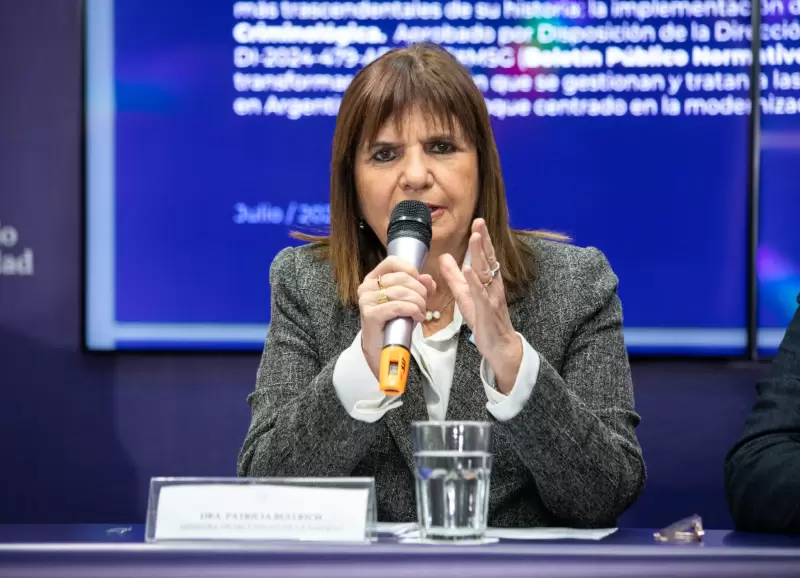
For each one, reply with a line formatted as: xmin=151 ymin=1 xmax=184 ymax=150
xmin=238 ymin=43 xmax=645 ymax=528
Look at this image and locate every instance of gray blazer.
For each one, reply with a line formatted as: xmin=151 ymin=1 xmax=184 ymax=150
xmin=238 ymin=236 xmax=646 ymax=528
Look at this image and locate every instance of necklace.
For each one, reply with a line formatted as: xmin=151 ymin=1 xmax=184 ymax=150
xmin=425 ymin=296 xmax=456 ymax=322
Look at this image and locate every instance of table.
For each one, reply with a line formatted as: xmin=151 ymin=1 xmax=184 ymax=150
xmin=2 ymin=524 xmax=800 ymax=577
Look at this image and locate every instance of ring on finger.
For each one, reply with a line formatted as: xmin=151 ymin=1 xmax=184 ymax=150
xmin=378 ymin=289 xmax=390 ymax=304
xmin=483 ymin=262 xmax=500 ymax=287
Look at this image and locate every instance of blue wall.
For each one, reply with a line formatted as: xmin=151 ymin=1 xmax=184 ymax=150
xmin=0 ymin=0 xmax=767 ymax=529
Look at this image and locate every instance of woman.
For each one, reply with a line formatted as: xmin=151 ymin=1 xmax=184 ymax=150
xmin=238 ymin=43 xmax=645 ymax=528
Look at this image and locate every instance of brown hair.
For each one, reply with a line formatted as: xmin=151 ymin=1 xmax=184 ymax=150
xmin=293 ymin=42 xmax=567 ymax=307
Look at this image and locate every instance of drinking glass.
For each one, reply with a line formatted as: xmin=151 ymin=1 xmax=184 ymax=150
xmin=412 ymin=421 xmax=493 ymax=541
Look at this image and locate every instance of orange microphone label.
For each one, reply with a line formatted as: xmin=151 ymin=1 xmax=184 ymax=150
xmin=379 ymin=345 xmax=410 ymax=396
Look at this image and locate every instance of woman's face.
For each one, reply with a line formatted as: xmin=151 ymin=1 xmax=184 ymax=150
xmin=354 ymin=108 xmax=479 ymax=255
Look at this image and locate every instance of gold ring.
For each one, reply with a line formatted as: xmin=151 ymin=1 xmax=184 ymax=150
xmin=378 ymin=289 xmax=389 ymax=304
xmin=377 ymin=275 xmax=383 ymax=290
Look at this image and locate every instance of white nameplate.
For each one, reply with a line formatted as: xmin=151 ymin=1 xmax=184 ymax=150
xmin=154 ymin=484 xmax=370 ymax=542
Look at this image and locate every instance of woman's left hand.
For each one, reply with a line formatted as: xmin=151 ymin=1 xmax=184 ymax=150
xmin=440 ymin=219 xmax=522 ymax=394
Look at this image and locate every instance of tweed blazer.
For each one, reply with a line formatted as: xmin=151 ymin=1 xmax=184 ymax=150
xmin=238 ymin=236 xmax=646 ymax=528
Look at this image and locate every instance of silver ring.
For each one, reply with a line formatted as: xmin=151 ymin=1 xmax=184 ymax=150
xmin=483 ymin=262 xmax=500 ymax=287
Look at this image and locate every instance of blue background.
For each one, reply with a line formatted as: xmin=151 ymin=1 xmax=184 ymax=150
xmin=108 ymin=0 xmax=752 ymax=352
xmin=756 ymin=7 xmax=800 ymax=351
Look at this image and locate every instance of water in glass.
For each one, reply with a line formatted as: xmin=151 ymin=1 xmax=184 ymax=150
xmin=414 ymin=449 xmax=492 ymax=539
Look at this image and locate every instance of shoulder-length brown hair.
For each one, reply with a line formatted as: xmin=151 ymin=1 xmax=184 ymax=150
xmin=294 ymin=42 xmax=566 ymax=307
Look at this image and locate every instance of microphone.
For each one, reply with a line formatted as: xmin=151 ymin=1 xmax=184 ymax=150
xmin=379 ymin=200 xmax=433 ymax=396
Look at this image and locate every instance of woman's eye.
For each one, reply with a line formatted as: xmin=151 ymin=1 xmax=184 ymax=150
xmin=430 ymin=142 xmax=455 ymax=154
xmin=373 ymin=149 xmax=396 ymax=162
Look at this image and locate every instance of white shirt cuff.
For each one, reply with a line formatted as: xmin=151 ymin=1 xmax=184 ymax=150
xmin=332 ymin=330 xmax=403 ymax=423
xmin=480 ymin=333 xmax=541 ymax=422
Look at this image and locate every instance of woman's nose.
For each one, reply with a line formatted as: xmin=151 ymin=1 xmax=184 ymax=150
xmin=400 ymin=148 xmax=430 ymax=190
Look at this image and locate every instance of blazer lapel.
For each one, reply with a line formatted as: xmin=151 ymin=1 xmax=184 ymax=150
xmin=445 ymin=327 xmax=486 ymax=422
xmin=385 ymin=357 xmax=428 ymax=473
xmin=445 ymin=295 xmax=529 ymax=422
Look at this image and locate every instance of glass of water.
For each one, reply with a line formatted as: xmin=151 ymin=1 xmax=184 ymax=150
xmin=412 ymin=421 xmax=493 ymax=541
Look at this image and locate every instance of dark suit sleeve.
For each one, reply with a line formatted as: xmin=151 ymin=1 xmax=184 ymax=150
xmin=496 ymin=248 xmax=645 ymax=528
xmin=237 ymin=247 xmax=382 ymax=478
xmin=725 ymin=294 xmax=800 ymax=534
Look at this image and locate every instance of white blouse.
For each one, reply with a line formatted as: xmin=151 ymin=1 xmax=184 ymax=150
xmin=332 ymin=301 xmax=542 ymax=423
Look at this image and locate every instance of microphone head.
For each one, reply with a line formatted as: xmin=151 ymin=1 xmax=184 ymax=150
xmin=387 ymin=200 xmax=433 ymax=249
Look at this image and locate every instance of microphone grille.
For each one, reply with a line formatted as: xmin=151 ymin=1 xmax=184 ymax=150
xmin=387 ymin=200 xmax=432 ymax=248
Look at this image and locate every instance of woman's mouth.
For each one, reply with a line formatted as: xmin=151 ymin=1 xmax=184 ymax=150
xmin=424 ymin=204 xmax=444 ymax=220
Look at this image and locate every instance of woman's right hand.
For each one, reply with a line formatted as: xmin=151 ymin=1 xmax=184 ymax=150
xmin=357 ymin=256 xmax=436 ymax=378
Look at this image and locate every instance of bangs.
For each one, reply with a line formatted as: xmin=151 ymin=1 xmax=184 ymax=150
xmin=324 ymin=43 xmax=547 ymax=308
xmin=357 ymin=53 xmax=482 ymax=149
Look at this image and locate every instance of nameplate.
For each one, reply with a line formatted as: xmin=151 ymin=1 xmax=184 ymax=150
xmin=154 ymin=484 xmax=370 ymax=542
